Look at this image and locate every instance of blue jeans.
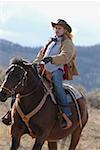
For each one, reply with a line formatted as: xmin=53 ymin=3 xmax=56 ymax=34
xmin=52 ymin=69 xmax=72 ymax=116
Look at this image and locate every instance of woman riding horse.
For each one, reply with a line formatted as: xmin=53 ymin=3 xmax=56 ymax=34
xmin=0 ymin=58 xmax=88 ymax=150
xmin=2 ymin=19 xmax=79 ymax=129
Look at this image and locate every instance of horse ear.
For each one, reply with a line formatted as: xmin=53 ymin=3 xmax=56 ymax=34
xmin=6 ymin=64 xmax=15 ymax=74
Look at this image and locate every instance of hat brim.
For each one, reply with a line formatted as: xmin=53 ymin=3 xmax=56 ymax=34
xmin=51 ymin=22 xmax=61 ymax=28
xmin=51 ymin=22 xmax=72 ymax=33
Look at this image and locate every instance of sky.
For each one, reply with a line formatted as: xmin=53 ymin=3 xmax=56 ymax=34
xmin=0 ymin=0 xmax=100 ymax=47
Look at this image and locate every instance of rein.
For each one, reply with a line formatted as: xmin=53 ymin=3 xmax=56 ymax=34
xmin=0 ymin=84 xmax=41 ymax=99
xmin=0 ymin=86 xmax=12 ymax=94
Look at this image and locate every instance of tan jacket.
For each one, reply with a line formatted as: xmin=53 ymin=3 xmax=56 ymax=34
xmin=34 ymin=38 xmax=79 ymax=80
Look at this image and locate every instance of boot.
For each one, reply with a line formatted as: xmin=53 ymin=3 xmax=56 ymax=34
xmin=1 ymin=110 xmax=11 ymax=126
xmin=58 ymin=112 xmax=72 ymax=130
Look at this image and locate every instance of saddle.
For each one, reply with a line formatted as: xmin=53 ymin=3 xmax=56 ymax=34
xmin=39 ymin=67 xmax=83 ymax=102
xmin=41 ymin=76 xmax=83 ymax=104
xmin=41 ymin=76 xmax=83 ymax=129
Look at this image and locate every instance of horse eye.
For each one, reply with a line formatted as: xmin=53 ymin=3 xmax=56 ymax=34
xmin=15 ymin=74 xmax=19 ymax=79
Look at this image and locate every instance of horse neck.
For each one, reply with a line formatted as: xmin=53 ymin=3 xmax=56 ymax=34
xmin=19 ymin=70 xmax=45 ymax=113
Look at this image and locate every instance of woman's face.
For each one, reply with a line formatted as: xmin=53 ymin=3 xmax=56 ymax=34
xmin=53 ymin=25 xmax=65 ymax=37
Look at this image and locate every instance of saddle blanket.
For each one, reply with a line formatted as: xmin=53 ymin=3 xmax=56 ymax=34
xmin=63 ymin=83 xmax=83 ymax=103
xmin=42 ymin=78 xmax=83 ymax=104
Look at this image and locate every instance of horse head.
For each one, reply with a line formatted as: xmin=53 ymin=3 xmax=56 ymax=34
xmin=0 ymin=57 xmax=39 ymax=102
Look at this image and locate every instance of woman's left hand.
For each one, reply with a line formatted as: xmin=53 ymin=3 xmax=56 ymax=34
xmin=42 ymin=57 xmax=52 ymax=64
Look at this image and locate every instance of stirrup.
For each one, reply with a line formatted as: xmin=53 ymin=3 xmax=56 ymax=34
xmin=61 ymin=113 xmax=72 ymax=130
xmin=58 ymin=112 xmax=72 ymax=130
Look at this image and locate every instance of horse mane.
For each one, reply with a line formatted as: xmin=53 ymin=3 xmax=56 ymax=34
xmin=10 ymin=57 xmax=40 ymax=79
xmin=10 ymin=57 xmax=29 ymax=66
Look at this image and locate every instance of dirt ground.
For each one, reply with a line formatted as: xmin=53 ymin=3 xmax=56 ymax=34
xmin=0 ymin=105 xmax=100 ymax=150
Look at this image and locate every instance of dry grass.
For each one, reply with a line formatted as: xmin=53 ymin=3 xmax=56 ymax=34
xmin=0 ymin=105 xmax=100 ymax=150
xmin=0 ymin=67 xmax=5 ymax=84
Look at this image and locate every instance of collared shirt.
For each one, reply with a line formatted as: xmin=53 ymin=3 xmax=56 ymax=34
xmin=43 ymin=36 xmax=64 ymax=72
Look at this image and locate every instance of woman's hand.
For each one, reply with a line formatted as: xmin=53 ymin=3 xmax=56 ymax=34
xmin=42 ymin=57 xmax=52 ymax=64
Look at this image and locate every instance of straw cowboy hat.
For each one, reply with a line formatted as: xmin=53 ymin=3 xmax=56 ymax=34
xmin=51 ymin=19 xmax=72 ymax=33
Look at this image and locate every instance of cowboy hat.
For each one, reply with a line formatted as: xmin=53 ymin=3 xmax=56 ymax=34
xmin=51 ymin=19 xmax=72 ymax=33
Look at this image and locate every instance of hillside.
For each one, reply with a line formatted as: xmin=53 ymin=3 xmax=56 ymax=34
xmin=71 ymin=44 xmax=100 ymax=91
xmin=0 ymin=39 xmax=100 ymax=91
xmin=0 ymin=39 xmax=40 ymax=66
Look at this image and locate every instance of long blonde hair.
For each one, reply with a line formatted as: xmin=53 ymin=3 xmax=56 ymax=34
xmin=64 ymin=29 xmax=73 ymax=40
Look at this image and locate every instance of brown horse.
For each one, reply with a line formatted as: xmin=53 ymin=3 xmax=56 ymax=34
xmin=0 ymin=58 xmax=88 ymax=150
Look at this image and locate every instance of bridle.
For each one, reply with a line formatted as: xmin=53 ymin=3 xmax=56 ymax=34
xmin=0 ymin=64 xmax=41 ymax=98
xmin=11 ymin=64 xmax=27 ymax=91
xmin=0 ymin=64 xmax=27 ymax=95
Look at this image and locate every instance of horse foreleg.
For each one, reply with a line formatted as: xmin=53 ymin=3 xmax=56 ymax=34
xmin=10 ymin=123 xmax=23 ymax=150
xmin=48 ymin=141 xmax=57 ymax=150
xmin=68 ymin=127 xmax=82 ymax=150
xmin=32 ymin=138 xmax=44 ymax=150
xmin=10 ymin=136 xmax=21 ymax=150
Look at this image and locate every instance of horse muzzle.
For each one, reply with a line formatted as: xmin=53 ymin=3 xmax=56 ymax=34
xmin=0 ymin=90 xmax=8 ymax=102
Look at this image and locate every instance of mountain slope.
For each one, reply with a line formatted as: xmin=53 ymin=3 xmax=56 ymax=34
xmin=0 ymin=39 xmax=39 ymax=66
xmin=72 ymin=44 xmax=100 ymax=91
xmin=0 ymin=39 xmax=100 ymax=91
